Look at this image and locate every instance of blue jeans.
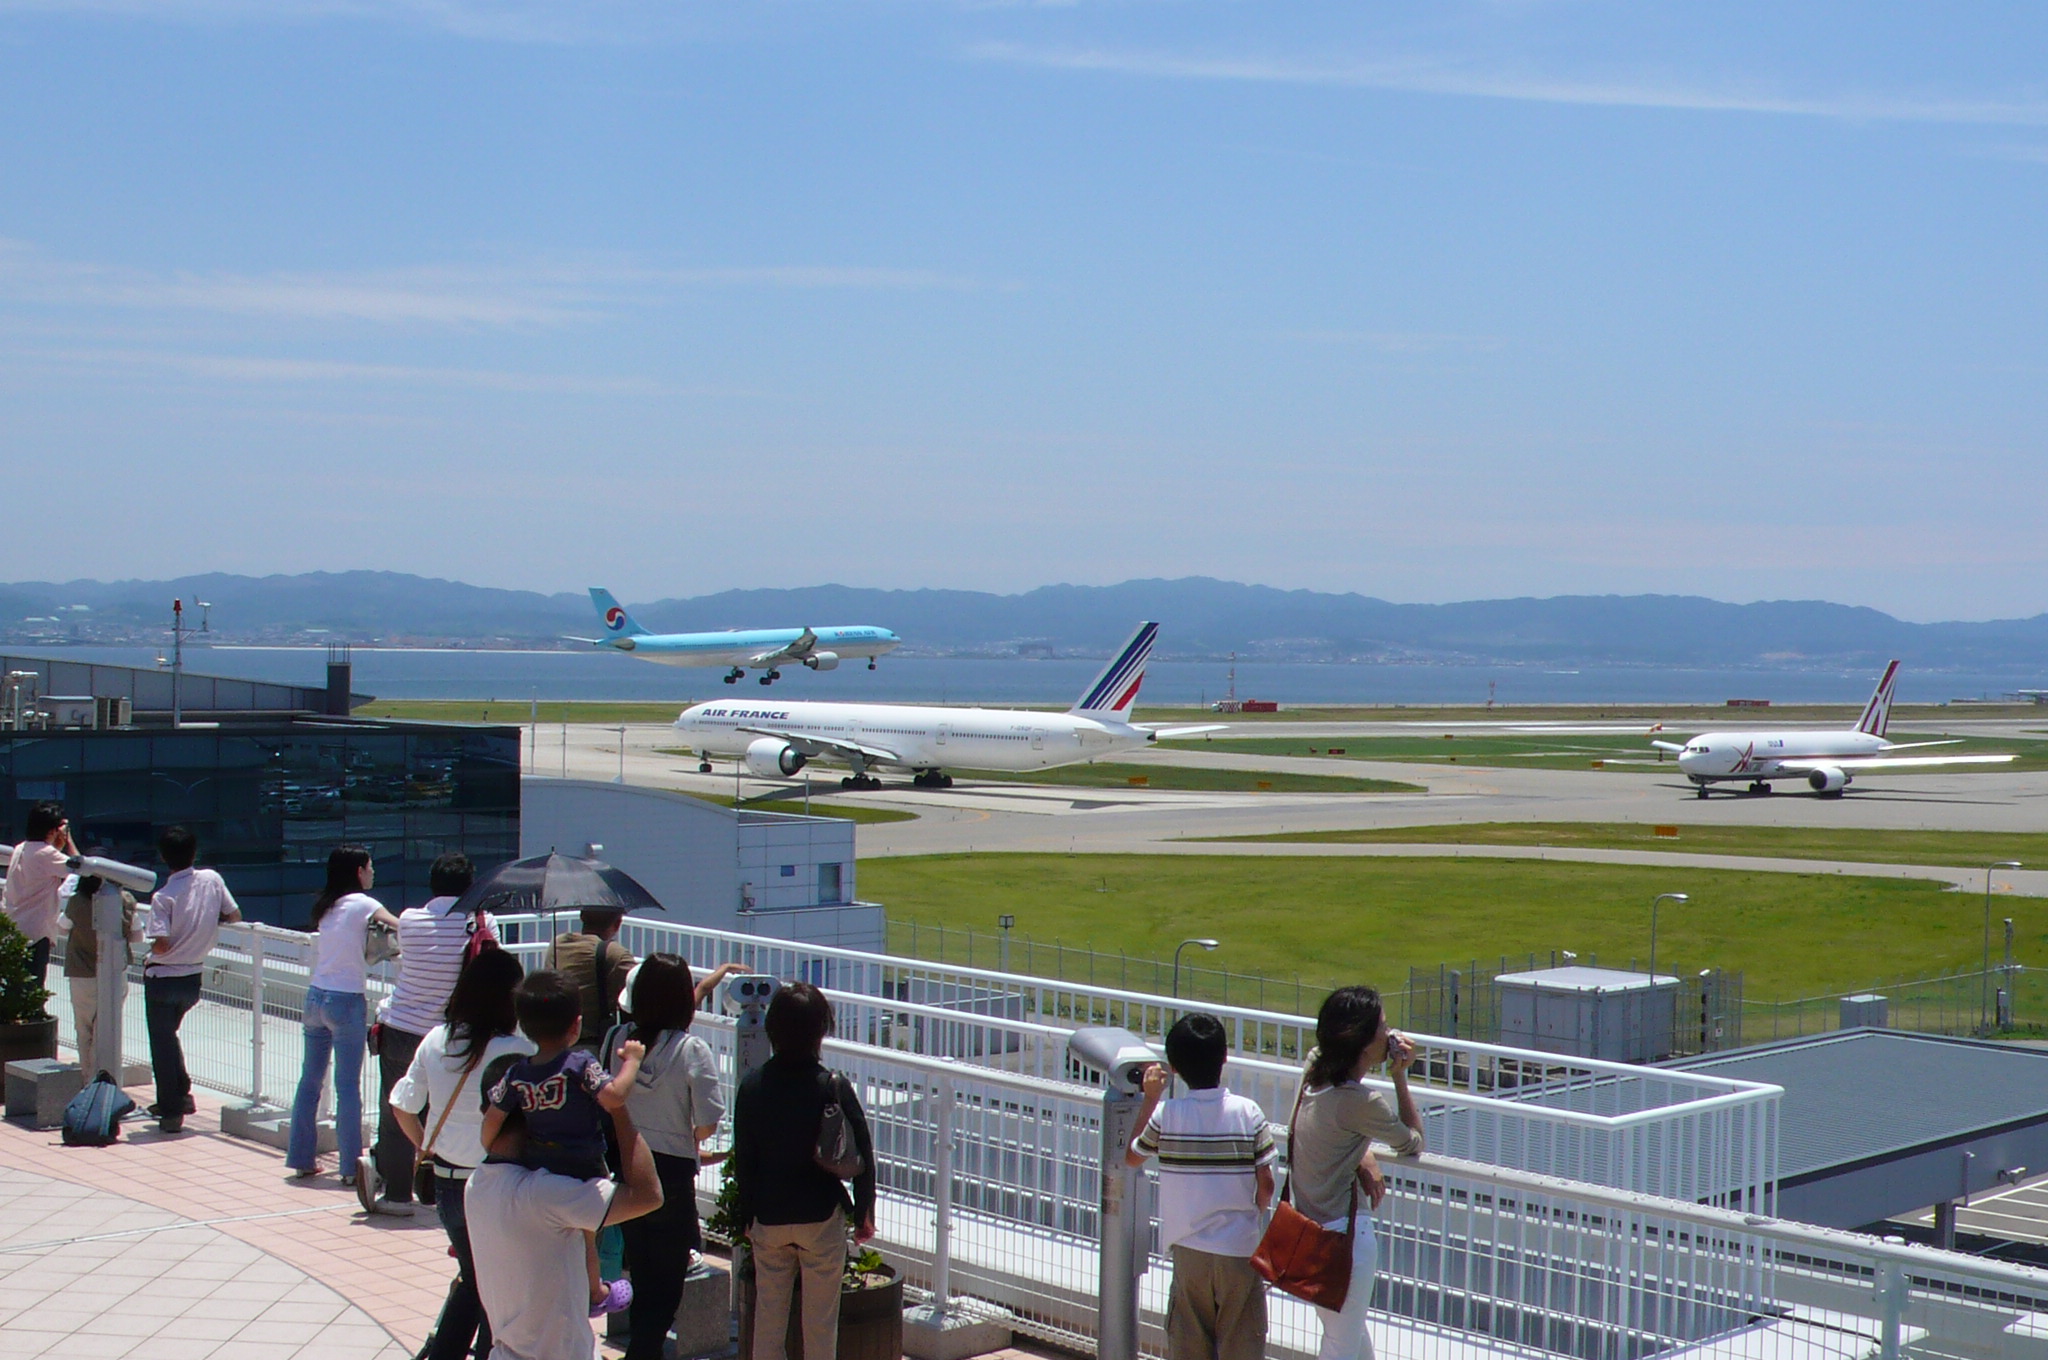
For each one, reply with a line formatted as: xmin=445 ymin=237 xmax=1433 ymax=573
xmin=424 ymin=1173 xmax=492 ymax=1360
xmin=288 ymin=987 xmax=367 ymax=1172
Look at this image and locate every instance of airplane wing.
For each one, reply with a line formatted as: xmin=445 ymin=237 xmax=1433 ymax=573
xmin=1776 ymin=754 xmax=2017 ymax=773
xmin=561 ymin=635 xmax=606 ymax=645
xmin=1140 ymin=723 xmax=1228 ymax=739
xmin=735 ymin=725 xmax=901 ymax=766
xmin=745 ymin=627 xmax=820 ymax=668
xmin=1651 ymin=740 xmax=1688 ymax=754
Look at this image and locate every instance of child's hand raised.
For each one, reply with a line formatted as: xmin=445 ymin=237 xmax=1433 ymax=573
xmin=619 ymin=1039 xmax=646 ymax=1064
xmin=1139 ymin=1063 xmax=1169 ymax=1101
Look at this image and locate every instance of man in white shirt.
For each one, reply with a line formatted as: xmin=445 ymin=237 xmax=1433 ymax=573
xmin=3 ymin=801 xmax=76 ymax=998
xmin=143 ymin=825 xmax=241 ymax=1134
xmin=469 ymin=1091 xmax=665 ymax=1360
xmin=368 ymin=852 xmax=490 ymax=1213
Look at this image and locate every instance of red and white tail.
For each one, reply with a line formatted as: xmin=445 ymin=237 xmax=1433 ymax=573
xmin=1854 ymin=660 xmax=1900 ymax=737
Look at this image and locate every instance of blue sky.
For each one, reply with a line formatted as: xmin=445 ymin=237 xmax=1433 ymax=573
xmin=2 ymin=2 xmax=2045 ymax=620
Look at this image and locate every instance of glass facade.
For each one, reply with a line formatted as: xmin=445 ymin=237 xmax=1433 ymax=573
xmin=1 ymin=720 xmax=521 ymax=926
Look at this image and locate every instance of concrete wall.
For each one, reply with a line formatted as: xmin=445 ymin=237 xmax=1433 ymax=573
xmin=521 ymin=779 xmax=743 ymax=929
xmin=520 ymin=779 xmax=872 ymax=948
xmin=1781 ymin=1121 xmax=2048 ymax=1230
xmin=739 ymin=812 xmax=855 ymax=913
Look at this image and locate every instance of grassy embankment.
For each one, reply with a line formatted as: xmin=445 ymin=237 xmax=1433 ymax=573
xmin=652 ymin=751 xmax=1422 ymax=794
xmin=1190 ymin=823 xmax=2048 ymax=867
xmin=863 ymin=853 xmax=2046 ymax=1007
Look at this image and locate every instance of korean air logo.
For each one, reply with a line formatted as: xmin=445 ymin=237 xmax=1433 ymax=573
xmin=604 ymin=606 xmax=628 ymax=632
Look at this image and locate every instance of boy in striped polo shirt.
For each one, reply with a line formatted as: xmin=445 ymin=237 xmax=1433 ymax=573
xmin=1127 ymin=1013 xmax=1277 ymax=1360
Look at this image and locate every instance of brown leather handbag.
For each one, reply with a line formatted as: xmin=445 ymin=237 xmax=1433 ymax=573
xmin=1251 ymin=1084 xmax=1359 ymax=1310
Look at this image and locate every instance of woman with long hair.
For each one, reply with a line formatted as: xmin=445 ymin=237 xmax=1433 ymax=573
xmin=1289 ymin=986 xmax=1426 ymax=1360
xmin=391 ymin=946 xmax=532 ymax=1360
xmin=608 ymin=954 xmax=728 ymax=1360
xmin=287 ymin=846 xmax=401 ymax=1179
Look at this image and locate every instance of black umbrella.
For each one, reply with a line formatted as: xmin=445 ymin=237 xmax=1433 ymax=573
xmin=450 ymin=851 xmax=663 ymax=924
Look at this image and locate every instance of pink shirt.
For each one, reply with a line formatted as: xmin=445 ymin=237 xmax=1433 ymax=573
xmin=3 ymin=841 xmax=71 ymax=944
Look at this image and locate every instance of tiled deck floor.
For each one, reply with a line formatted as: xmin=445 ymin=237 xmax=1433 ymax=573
xmin=0 ymin=1089 xmax=452 ymax=1359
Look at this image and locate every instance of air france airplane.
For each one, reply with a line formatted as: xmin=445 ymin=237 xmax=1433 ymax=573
xmin=673 ymin=621 xmax=1220 ymax=788
xmin=1651 ymin=660 xmax=2014 ymax=798
xmin=574 ymin=589 xmax=900 ymax=686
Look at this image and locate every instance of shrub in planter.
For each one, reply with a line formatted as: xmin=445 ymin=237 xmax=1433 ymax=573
xmin=0 ymin=910 xmax=56 ymax=1065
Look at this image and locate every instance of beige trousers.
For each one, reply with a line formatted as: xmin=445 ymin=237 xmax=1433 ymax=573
xmin=69 ymin=978 xmax=100 ymax=1069
xmin=751 ymin=1215 xmax=846 ymax=1360
xmin=1167 ymin=1245 xmax=1268 ymax=1360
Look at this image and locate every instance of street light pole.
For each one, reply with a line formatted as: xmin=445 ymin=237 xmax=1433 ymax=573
xmin=1984 ymin=861 xmax=2021 ymax=1033
xmin=1648 ymin=893 xmax=1689 ymax=978
xmin=1173 ymin=938 xmax=1220 ymax=1004
xmin=998 ymin=914 xmax=1015 ymax=974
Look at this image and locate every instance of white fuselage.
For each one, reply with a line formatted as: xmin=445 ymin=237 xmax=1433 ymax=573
xmin=1676 ymin=729 xmax=1888 ymax=781
xmin=676 ymin=700 xmax=1152 ymax=772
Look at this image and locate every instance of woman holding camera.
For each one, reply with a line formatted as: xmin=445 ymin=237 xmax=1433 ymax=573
xmin=1289 ymin=985 xmax=1425 ymax=1360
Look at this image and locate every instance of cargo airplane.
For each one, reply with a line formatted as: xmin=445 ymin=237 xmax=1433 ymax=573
xmin=1651 ymin=660 xmax=2014 ymax=797
xmin=673 ymin=621 xmax=1220 ymax=788
xmin=573 ymin=589 xmax=899 ymax=685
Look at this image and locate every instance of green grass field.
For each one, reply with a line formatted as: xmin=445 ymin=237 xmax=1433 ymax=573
xmin=668 ymin=790 xmax=917 ymax=824
xmin=1192 ymin=822 xmax=2048 ymax=866
xmin=949 ymin=763 xmax=1422 ymax=794
xmin=1161 ymin=730 xmax=2048 ymax=773
xmin=1131 ymin=702 xmax=2045 ymax=724
xmin=861 ymin=853 xmax=2047 ymax=1004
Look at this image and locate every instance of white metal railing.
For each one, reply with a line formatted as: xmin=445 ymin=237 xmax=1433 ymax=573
xmin=497 ymin=914 xmax=1780 ymax=1211
xmin=45 ymin=916 xmax=2047 ymax=1360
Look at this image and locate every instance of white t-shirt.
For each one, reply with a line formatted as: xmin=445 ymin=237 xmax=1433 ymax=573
xmin=390 ymin=1026 xmax=538 ymax=1170
xmin=1134 ymin=1086 xmax=1278 ymax=1256
xmin=308 ymin=893 xmax=381 ymax=994
xmin=469 ymin=1162 xmax=615 ymax=1360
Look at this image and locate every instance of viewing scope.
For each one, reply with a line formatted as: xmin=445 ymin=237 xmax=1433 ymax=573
xmin=69 ymin=854 xmax=158 ymax=895
xmin=1065 ymin=1026 xmax=1159 ymax=1095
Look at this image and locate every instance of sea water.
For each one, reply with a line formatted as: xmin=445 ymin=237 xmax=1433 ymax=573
xmin=13 ymin=645 xmax=2037 ymax=707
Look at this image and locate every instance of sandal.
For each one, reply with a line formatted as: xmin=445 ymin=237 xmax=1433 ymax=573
xmin=589 ymin=1278 xmax=633 ymax=1317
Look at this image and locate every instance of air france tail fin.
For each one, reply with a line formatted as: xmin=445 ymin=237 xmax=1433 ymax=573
xmin=588 ymin=588 xmax=650 ymax=638
xmin=1069 ymin=622 xmax=1159 ymax=719
xmin=1854 ymin=660 xmax=1900 ymax=737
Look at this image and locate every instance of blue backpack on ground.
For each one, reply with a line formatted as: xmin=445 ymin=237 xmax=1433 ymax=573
xmin=62 ymin=1072 xmax=136 ymax=1147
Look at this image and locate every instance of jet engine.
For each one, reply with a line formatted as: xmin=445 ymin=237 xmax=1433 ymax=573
xmin=744 ymin=737 xmax=808 ymax=778
xmin=1806 ymin=766 xmax=1850 ymax=795
xmin=802 ymin=652 xmax=840 ymax=672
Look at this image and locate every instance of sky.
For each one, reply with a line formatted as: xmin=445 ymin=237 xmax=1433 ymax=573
xmin=2 ymin=1 xmax=2046 ymax=621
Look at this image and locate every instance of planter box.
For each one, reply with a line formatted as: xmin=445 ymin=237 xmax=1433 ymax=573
xmin=738 ymin=1264 xmax=904 ymax=1360
xmin=0 ymin=1016 xmax=59 ymax=1068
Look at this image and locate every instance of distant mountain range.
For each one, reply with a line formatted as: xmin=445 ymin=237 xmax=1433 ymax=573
xmin=5 ymin=572 xmax=2048 ymax=671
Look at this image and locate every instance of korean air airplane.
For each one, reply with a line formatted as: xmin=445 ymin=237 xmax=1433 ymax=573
xmin=575 ymin=589 xmax=900 ymax=686
xmin=1651 ymin=660 xmax=2014 ymax=797
xmin=673 ymin=621 xmax=1221 ymax=788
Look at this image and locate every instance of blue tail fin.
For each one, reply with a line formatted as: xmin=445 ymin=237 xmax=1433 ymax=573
xmin=589 ymin=588 xmax=650 ymax=638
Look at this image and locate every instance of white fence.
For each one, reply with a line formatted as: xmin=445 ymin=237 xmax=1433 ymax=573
xmin=498 ymin=914 xmax=1781 ymax=1212
xmin=45 ymin=918 xmax=2048 ymax=1360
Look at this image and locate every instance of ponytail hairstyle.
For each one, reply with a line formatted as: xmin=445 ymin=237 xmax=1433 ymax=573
xmin=310 ymin=844 xmax=372 ymax=929
xmin=1306 ymin=985 xmax=1385 ymax=1090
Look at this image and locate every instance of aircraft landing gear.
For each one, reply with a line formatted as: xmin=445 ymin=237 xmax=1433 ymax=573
xmin=868 ymin=658 xmax=877 ymax=670
xmin=1695 ymin=785 xmax=1709 ymax=799
xmin=1747 ymin=780 xmax=1772 ymax=795
xmin=723 ymin=668 xmax=742 ymax=684
xmin=913 ymin=770 xmax=953 ymax=789
xmin=840 ymin=774 xmax=882 ymax=790
xmin=698 ymin=760 xmax=713 ymax=774
xmin=758 ymin=669 xmax=781 ymax=686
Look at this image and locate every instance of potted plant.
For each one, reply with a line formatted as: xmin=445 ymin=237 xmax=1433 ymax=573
xmin=710 ymin=1162 xmax=905 ymax=1360
xmin=0 ymin=910 xmax=56 ymax=1066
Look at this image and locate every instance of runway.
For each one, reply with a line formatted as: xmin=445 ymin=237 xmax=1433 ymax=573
xmin=541 ymin=720 xmax=2048 ymax=893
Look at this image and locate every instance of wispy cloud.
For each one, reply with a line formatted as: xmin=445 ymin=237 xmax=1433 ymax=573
xmin=0 ymin=241 xmax=1005 ymax=329
xmin=970 ymin=42 xmax=2048 ymax=127
xmin=6 ymin=344 xmax=661 ymax=392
